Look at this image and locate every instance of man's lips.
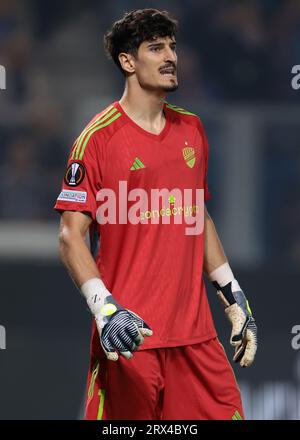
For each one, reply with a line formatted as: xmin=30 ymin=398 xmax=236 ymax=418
xmin=160 ymin=67 xmax=176 ymax=76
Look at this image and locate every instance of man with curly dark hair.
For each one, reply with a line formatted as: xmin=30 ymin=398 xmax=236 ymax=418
xmin=55 ymin=8 xmax=257 ymax=420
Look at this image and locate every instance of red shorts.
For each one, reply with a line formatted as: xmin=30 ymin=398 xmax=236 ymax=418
xmin=84 ymin=337 xmax=244 ymax=420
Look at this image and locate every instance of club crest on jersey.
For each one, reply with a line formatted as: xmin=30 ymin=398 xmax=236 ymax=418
xmin=182 ymin=145 xmax=195 ymax=168
xmin=64 ymin=162 xmax=85 ymax=186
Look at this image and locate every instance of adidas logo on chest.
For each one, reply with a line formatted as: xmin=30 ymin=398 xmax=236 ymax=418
xmin=130 ymin=157 xmax=146 ymax=170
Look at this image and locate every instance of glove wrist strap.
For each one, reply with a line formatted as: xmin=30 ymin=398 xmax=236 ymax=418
xmin=214 ymin=281 xmax=236 ymax=307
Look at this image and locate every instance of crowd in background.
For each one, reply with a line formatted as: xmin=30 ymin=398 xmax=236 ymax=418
xmin=0 ymin=0 xmax=299 ymax=265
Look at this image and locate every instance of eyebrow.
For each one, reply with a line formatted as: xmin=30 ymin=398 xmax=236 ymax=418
xmin=147 ymin=40 xmax=176 ymax=47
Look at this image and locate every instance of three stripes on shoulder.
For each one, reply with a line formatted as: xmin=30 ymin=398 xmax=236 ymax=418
xmin=72 ymin=105 xmax=121 ymax=161
xmin=165 ymin=102 xmax=196 ymax=116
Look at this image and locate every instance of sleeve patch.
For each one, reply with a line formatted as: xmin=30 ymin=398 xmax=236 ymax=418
xmin=57 ymin=189 xmax=87 ymax=203
xmin=64 ymin=162 xmax=86 ymax=186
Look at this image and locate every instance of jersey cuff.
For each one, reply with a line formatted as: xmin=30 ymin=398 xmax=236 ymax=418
xmin=54 ymin=203 xmax=96 ymax=221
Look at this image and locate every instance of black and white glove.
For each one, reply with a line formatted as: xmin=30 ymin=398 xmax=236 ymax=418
xmin=209 ymin=263 xmax=257 ymax=367
xmin=81 ymin=278 xmax=153 ymax=361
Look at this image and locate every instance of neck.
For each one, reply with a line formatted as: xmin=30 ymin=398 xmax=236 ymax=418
xmin=119 ymin=81 xmax=167 ymax=124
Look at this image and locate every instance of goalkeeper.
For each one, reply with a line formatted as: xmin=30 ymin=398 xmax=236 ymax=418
xmin=55 ymin=8 xmax=257 ymax=420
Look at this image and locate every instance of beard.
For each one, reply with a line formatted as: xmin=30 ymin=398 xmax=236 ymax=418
xmin=161 ymin=83 xmax=179 ymax=92
xmin=138 ymin=75 xmax=179 ymax=93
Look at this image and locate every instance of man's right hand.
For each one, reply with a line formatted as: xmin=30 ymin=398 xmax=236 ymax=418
xmin=81 ymin=277 xmax=153 ymax=361
xmin=95 ymin=295 xmax=153 ymax=361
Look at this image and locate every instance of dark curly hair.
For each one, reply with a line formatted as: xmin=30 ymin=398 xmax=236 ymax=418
xmin=104 ymin=9 xmax=178 ymax=75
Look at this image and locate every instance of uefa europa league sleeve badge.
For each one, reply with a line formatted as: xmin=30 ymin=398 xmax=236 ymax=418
xmin=64 ymin=162 xmax=86 ymax=186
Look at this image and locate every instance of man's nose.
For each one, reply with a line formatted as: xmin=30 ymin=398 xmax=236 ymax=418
xmin=164 ymin=47 xmax=177 ymax=64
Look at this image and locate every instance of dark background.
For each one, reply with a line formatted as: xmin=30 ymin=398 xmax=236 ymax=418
xmin=0 ymin=0 xmax=300 ymax=419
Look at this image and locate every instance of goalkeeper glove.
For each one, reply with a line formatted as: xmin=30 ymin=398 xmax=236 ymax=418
xmin=81 ymin=278 xmax=153 ymax=361
xmin=209 ymin=263 xmax=257 ymax=367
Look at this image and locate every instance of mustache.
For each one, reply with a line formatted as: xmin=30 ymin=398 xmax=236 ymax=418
xmin=159 ymin=63 xmax=177 ymax=72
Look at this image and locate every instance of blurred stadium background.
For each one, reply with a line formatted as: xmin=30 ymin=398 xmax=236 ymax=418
xmin=0 ymin=0 xmax=300 ymax=420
